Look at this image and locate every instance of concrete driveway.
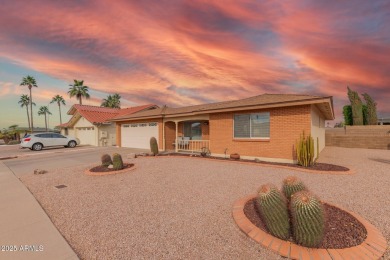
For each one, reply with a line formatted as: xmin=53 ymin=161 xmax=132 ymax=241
xmin=1 ymin=145 xmax=149 ymax=178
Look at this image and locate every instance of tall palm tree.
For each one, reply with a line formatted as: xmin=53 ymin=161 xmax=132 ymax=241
xmin=20 ymin=76 xmax=38 ymax=133
xmin=18 ymin=94 xmax=36 ymax=131
xmin=68 ymin=80 xmax=90 ymax=105
xmin=50 ymin=95 xmax=66 ymax=125
xmin=38 ymin=106 xmax=52 ymax=132
xmin=101 ymin=93 xmax=121 ymax=108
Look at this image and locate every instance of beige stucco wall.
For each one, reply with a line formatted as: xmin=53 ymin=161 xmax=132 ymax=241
xmin=311 ymin=105 xmax=326 ymax=155
xmin=73 ymin=117 xmax=97 ymax=146
xmin=98 ymin=124 xmax=116 ymax=146
xmin=61 ymin=128 xmax=75 ymax=137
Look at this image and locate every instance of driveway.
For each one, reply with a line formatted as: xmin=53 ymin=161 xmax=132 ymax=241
xmin=2 ymin=146 xmax=149 ymax=178
xmin=17 ymin=147 xmax=390 ymax=259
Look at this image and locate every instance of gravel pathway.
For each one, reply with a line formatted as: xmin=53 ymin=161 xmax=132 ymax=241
xmin=20 ymin=147 xmax=390 ymax=259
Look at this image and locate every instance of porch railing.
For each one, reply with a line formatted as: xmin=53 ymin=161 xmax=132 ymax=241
xmin=177 ymin=140 xmax=210 ymax=153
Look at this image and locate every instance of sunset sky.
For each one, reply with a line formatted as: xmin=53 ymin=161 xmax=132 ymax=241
xmin=1 ymin=1 xmax=389 ymax=129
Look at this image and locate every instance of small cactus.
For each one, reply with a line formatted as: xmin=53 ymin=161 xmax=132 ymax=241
xmin=290 ymin=191 xmax=325 ymax=248
xmin=256 ymin=184 xmax=290 ymax=240
xmin=112 ymin=153 xmax=124 ymax=170
xmin=282 ymin=176 xmax=307 ymax=201
xmin=150 ymin=137 xmax=159 ymax=156
xmin=101 ymin=154 xmax=112 ymax=167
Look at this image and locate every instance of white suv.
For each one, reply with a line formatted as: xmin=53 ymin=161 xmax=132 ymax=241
xmin=20 ymin=133 xmax=79 ymax=151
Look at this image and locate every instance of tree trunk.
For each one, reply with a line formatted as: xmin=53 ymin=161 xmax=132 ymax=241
xmin=26 ymin=106 xmax=31 ymax=130
xmin=29 ymin=86 xmax=34 ymax=133
xmin=45 ymin=114 xmax=47 ymax=132
xmin=58 ymin=103 xmax=62 ymax=125
xmin=79 ymin=96 xmax=82 ymax=105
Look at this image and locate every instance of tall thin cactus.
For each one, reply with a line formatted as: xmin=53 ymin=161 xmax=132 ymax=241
xmin=296 ymin=131 xmax=315 ymax=167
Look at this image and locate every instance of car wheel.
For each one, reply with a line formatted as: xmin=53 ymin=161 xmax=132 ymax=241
xmin=68 ymin=141 xmax=76 ymax=148
xmin=32 ymin=143 xmax=43 ymax=151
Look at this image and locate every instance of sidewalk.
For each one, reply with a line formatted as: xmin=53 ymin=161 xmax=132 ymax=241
xmin=0 ymin=162 xmax=78 ymax=260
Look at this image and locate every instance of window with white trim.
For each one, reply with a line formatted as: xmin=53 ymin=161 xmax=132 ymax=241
xmin=233 ymin=112 xmax=270 ymax=139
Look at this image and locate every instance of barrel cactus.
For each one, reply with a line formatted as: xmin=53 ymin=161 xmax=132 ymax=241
xmin=101 ymin=154 xmax=112 ymax=167
xmin=256 ymin=184 xmax=290 ymax=240
xmin=282 ymin=176 xmax=307 ymax=201
xmin=290 ymin=191 xmax=325 ymax=248
xmin=112 ymin=153 xmax=124 ymax=170
xmin=150 ymin=137 xmax=159 ymax=156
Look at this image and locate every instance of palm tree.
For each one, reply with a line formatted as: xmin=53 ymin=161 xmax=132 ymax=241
xmin=50 ymin=95 xmax=66 ymax=125
xmin=101 ymin=93 xmax=121 ymax=108
xmin=20 ymin=76 xmax=38 ymax=133
xmin=18 ymin=95 xmax=36 ymax=131
xmin=38 ymin=106 xmax=52 ymax=132
xmin=68 ymin=80 xmax=90 ymax=105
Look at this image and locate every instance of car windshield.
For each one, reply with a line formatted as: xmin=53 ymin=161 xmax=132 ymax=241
xmin=24 ymin=135 xmax=30 ymax=138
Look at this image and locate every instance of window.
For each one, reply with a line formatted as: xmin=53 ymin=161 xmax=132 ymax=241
xmin=234 ymin=112 xmax=270 ymax=139
xmin=53 ymin=134 xmax=66 ymax=138
xmin=183 ymin=122 xmax=202 ymax=140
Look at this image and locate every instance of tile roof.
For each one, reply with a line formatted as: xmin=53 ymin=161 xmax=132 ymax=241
xmin=111 ymin=94 xmax=334 ymax=120
xmin=59 ymin=104 xmax=157 ymax=127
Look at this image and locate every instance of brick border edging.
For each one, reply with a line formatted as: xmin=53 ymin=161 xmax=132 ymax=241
xmin=233 ymin=194 xmax=387 ymax=260
xmin=84 ymin=164 xmax=136 ymax=176
xmin=148 ymin=155 xmax=354 ymax=175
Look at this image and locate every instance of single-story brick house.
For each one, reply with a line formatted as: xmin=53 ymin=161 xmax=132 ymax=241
xmin=111 ymin=94 xmax=334 ymax=163
xmin=58 ymin=104 xmax=157 ymax=146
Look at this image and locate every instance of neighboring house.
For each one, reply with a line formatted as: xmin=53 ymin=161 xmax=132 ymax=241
xmin=58 ymin=104 xmax=158 ymax=146
xmin=110 ymin=94 xmax=334 ymax=163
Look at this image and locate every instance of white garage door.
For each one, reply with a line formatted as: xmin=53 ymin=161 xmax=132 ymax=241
xmin=121 ymin=122 xmax=158 ymax=149
xmin=76 ymin=127 xmax=95 ymax=145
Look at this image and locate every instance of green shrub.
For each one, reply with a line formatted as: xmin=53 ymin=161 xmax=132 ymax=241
xmin=290 ymin=191 xmax=325 ymax=248
xmin=150 ymin=137 xmax=158 ymax=155
xmin=112 ymin=153 xmax=124 ymax=170
xmin=255 ymin=184 xmax=290 ymax=240
xmin=282 ymin=176 xmax=306 ymax=201
xmin=101 ymin=154 xmax=112 ymax=167
xmin=7 ymin=140 xmax=21 ymax=145
xmin=296 ymin=131 xmax=315 ymax=167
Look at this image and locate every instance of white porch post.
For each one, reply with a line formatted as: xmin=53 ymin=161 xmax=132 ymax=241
xmin=175 ymin=121 xmax=178 ymax=152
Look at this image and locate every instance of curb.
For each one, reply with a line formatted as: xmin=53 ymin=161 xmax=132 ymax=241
xmin=232 ymin=194 xmax=387 ymax=260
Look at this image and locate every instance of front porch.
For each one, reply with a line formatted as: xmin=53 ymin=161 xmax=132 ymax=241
xmin=163 ymin=115 xmax=210 ymax=153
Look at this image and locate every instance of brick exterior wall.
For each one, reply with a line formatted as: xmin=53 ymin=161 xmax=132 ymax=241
xmin=116 ymin=105 xmax=313 ymax=160
xmin=209 ymin=105 xmax=311 ymax=160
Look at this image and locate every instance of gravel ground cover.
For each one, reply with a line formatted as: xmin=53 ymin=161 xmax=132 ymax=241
xmin=20 ymin=147 xmax=389 ymax=259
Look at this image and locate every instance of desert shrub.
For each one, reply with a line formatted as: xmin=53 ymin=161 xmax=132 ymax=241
xmin=7 ymin=140 xmax=21 ymax=145
xmin=150 ymin=137 xmax=158 ymax=155
xmin=101 ymin=154 xmax=112 ymax=167
xmin=112 ymin=153 xmax=124 ymax=170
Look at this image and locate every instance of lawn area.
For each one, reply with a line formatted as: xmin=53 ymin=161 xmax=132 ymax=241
xmin=20 ymin=147 xmax=390 ymax=259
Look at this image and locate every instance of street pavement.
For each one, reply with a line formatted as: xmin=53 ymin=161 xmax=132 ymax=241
xmin=1 ymin=145 xmax=148 ymax=178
